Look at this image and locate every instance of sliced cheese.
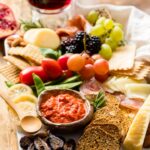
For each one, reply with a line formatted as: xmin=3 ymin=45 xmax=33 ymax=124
xmin=123 ymin=95 xmax=150 ymax=150
xmin=125 ymin=84 xmax=150 ymax=100
xmin=24 ymin=28 xmax=60 ymax=49
xmin=103 ymin=76 xmax=142 ymax=94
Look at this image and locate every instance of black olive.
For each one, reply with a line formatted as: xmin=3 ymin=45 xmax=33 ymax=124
xmin=34 ymin=137 xmax=50 ymax=150
xmin=27 ymin=143 xmax=35 ymax=150
xmin=63 ymin=139 xmax=76 ymax=150
xmin=20 ymin=136 xmax=33 ymax=149
xmin=48 ymin=133 xmax=64 ymax=150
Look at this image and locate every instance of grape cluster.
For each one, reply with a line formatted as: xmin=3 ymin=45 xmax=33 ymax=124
xmin=61 ymin=31 xmax=101 ymax=55
xmin=87 ymin=10 xmax=125 ymax=60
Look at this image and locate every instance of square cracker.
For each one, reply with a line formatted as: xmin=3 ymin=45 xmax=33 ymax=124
xmin=4 ymin=55 xmax=30 ymax=70
xmin=109 ymin=45 xmax=136 ymax=71
xmin=8 ymin=44 xmax=44 ymax=65
xmin=0 ymin=63 xmax=20 ymax=83
xmin=111 ymin=61 xmax=144 ymax=76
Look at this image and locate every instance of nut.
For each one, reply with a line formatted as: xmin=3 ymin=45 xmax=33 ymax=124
xmin=7 ymin=35 xmax=27 ymax=47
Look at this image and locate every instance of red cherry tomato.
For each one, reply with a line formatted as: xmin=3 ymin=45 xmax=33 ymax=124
xmin=42 ymin=58 xmax=62 ymax=79
xmin=79 ymin=64 xmax=95 ymax=80
xmin=63 ymin=70 xmax=73 ymax=79
xmin=82 ymin=53 xmax=94 ymax=65
xmin=93 ymin=59 xmax=109 ymax=75
xmin=57 ymin=54 xmax=71 ymax=70
xmin=95 ymin=73 xmax=109 ymax=82
xmin=91 ymin=54 xmax=103 ymax=61
xmin=19 ymin=66 xmax=48 ymax=85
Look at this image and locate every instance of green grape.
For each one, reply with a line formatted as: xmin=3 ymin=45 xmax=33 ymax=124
xmin=87 ymin=10 xmax=99 ymax=25
xmin=90 ymin=24 xmax=105 ymax=37
xmin=96 ymin=17 xmax=106 ymax=25
xmin=99 ymin=44 xmax=112 ymax=60
xmin=104 ymin=19 xmax=114 ymax=30
xmin=110 ymin=26 xmax=124 ymax=42
xmin=114 ymin=23 xmax=123 ymax=29
xmin=105 ymin=37 xmax=117 ymax=50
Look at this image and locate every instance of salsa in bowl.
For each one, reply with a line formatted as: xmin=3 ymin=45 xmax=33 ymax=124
xmin=37 ymin=89 xmax=94 ymax=132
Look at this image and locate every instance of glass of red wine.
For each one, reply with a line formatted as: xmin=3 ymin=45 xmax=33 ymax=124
xmin=28 ymin=0 xmax=72 ymax=28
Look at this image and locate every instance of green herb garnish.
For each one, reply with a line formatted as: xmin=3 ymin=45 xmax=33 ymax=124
xmin=5 ymin=81 xmax=14 ymax=88
xmin=93 ymin=91 xmax=106 ymax=111
xmin=20 ymin=20 xmax=44 ymax=31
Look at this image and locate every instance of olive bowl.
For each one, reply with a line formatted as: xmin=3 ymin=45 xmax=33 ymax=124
xmin=37 ymin=89 xmax=94 ymax=132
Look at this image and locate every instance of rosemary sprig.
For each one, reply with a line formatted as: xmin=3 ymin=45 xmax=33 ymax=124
xmin=93 ymin=91 xmax=106 ymax=111
xmin=20 ymin=19 xmax=44 ymax=31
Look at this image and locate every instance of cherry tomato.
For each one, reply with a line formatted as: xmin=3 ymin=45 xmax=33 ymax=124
xmin=63 ymin=70 xmax=73 ymax=79
xmin=79 ymin=64 xmax=95 ymax=80
xmin=95 ymin=73 xmax=109 ymax=82
xmin=91 ymin=54 xmax=102 ymax=61
xmin=19 ymin=66 xmax=48 ymax=85
xmin=42 ymin=58 xmax=62 ymax=79
xmin=93 ymin=59 xmax=109 ymax=75
xmin=57 ymin=54 xmax=71 ymax=70
xmin=67 ymin=54 xmax=85 ymax=72
xmin=82 ymin=53 xmax=94 ymax=65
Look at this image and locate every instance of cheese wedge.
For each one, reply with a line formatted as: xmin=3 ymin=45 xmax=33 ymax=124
xmin=24 ymin=28 xmax=60 ymax=49
xmin=103 ymin=76 xmax=142 ymax=93
xmin=125 ymin=84 xmax=150 ymax=100
xmin=123 ymin=95 xmax=150 ymax=150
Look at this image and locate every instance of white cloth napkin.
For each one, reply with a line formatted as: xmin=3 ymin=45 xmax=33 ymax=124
xmin=72 ymin=0 xmax=150 ymax=63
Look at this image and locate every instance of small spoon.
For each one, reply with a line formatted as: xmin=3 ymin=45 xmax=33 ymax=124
xmin=0 ymin=89 xmax=42 ymax=133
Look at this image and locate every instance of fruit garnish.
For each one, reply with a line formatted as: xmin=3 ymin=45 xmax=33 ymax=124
xmin=42 ymin=58 xmax=62 ymax=80
xmin=87 ymin=10 xmax=99 ymax=25
xmin=93 ymin=59 xmax=109 ymax=75
xmin=0 ymin=3 xmax=18 ymax=39
xmin=67 ymin=54 xmax=85 ymax=71
xmin=79 ymin=64 xmax=95 ymax=80
xmin=89 ymin=15 xmax=125 ymax=52
xmin=99 ymin=43 xmax=112 ymax=60
xmin=81 ymin=53 xmax=94 ymax=65
xmin=93 ymin=91 xmax=106 ymax=111
xmin=60 ymin=31 xmax=101 ymax=55
xmin=57 ymin=54 xmax=71 ymax=70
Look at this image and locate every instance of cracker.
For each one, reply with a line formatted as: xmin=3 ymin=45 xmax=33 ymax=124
xmin=134 ymin=65 xmax=150 ymax=80
xmin=8 ymin=44 xmax=44 ymax=65
xmin=4 ymin=55 xmax=30 ymax=70
xmin=109 ymin=45 xmax=136 ymax=71
xmin=0 ymin=63 xmax=20 ymax=83
xmin=111 ymin=61 xmax=144 ymax=76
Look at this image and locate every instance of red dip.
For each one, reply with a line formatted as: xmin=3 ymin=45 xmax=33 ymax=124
xmin=40 ymin=93 xmax=86 ymax=123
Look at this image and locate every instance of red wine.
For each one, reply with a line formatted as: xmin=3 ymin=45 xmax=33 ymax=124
xmin=28 ymin=0 xmax=71 ymax=10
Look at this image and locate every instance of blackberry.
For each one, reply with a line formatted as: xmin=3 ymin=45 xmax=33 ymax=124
xmin=60 ymin=32 xmax=101 ymax=54
xmin=86 ymin=36 xmax=101 ymax=55
xmin=74 ymin=31 xmax=89 ymax=41
xmin=66 ymin=45 xmax=78 ymax=53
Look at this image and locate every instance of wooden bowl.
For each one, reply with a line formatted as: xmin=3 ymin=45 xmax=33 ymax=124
xmin=37 ymin=89 xmax=94 ymax=132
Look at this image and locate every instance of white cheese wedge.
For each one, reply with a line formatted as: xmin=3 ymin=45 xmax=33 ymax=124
xmin=123 ymin=95 xmax=150 ymax=150
xmin=125 ymin=84 xmax=150 ymax=100
xmin=103 ymin=76 xmax=143 ymax=94
xmin=24 ymin=28 xmax=60 ymax=49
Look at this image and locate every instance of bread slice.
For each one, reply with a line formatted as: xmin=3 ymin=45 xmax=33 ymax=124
xmin=77 ymin=126 xmax=120 ymax=150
